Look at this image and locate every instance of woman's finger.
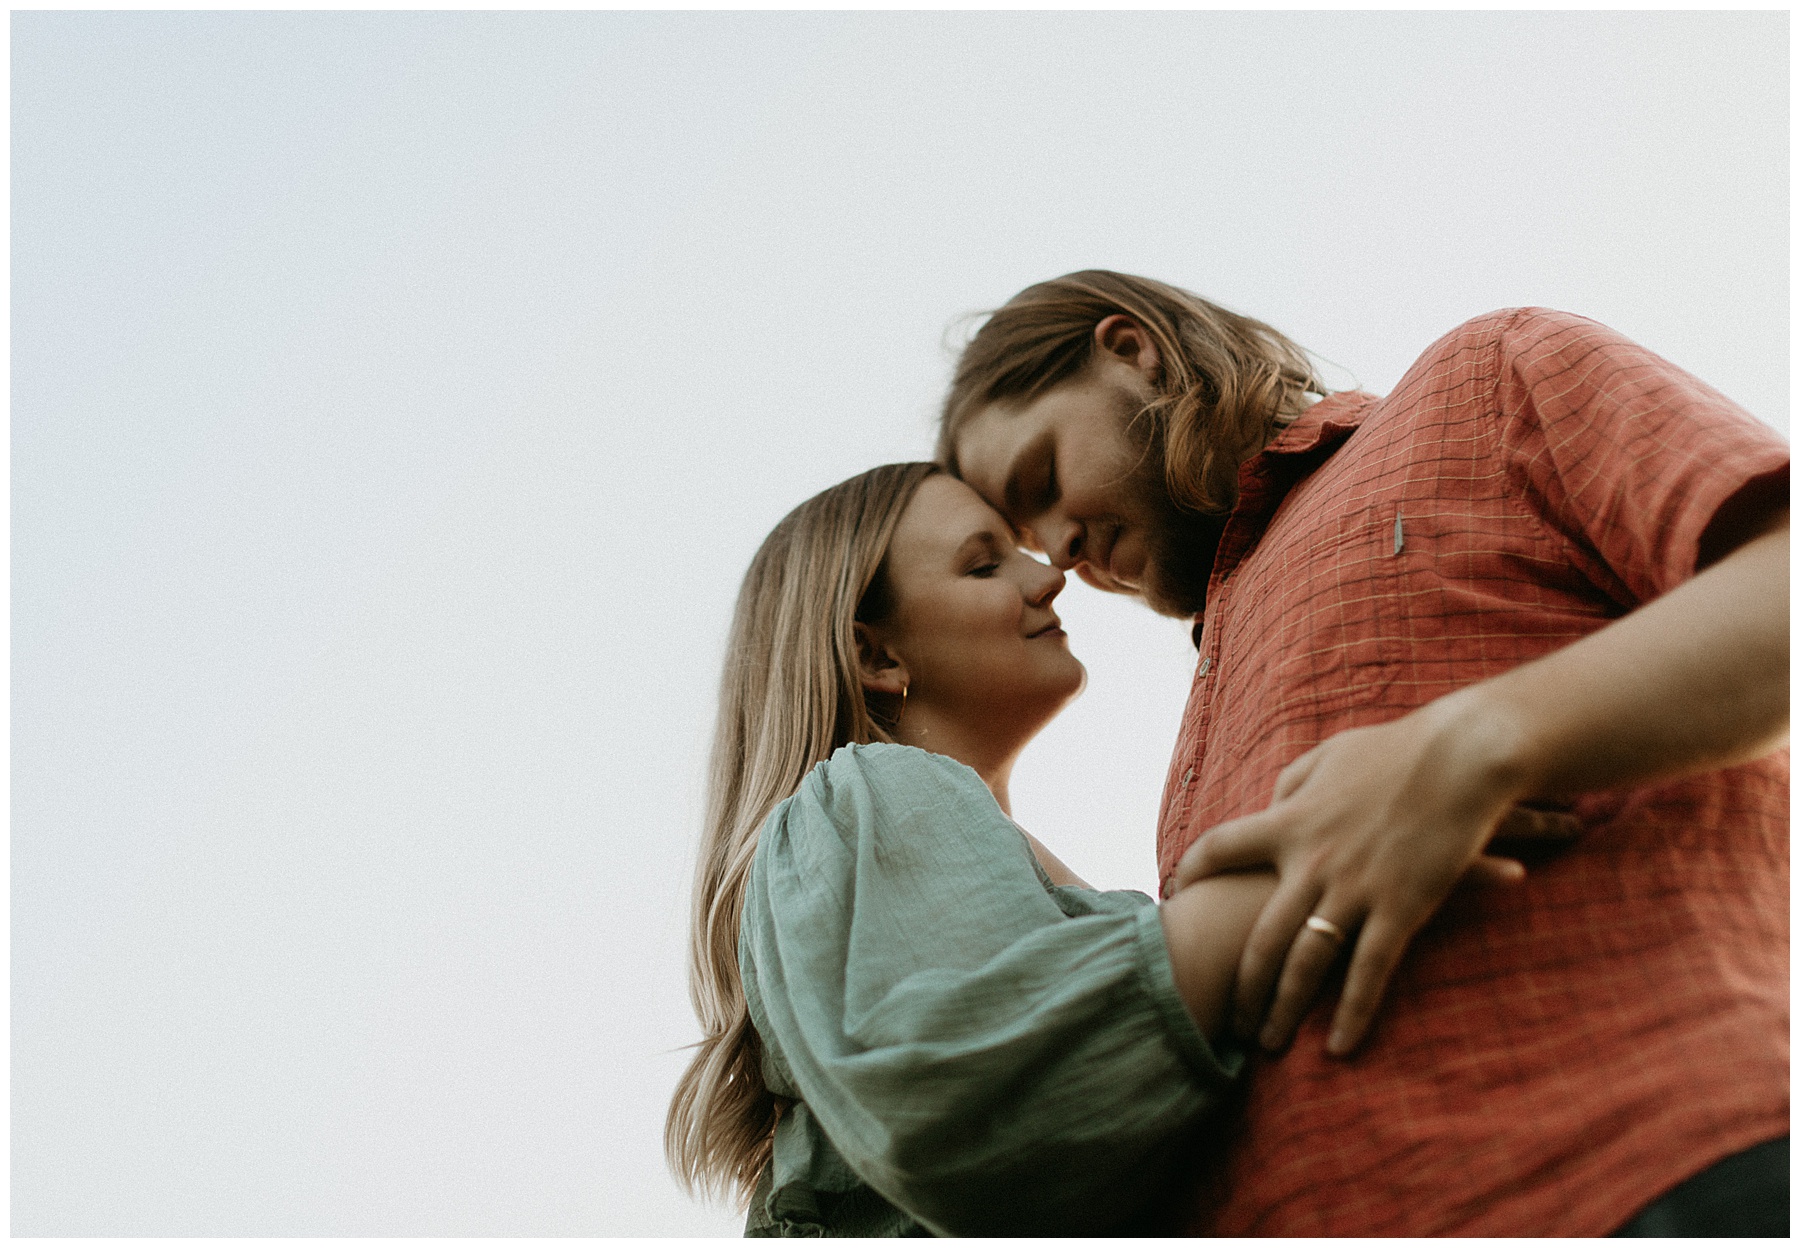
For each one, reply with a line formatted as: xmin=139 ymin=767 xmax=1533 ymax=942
xmin=1256 ymin=908 xmax=1354 ymax=1051
xmin=1230 ymin=874 xmax=1323 ymax=1040
xmin=1325 ymin=910 xmax=1415 ymax=1056
xmin=1170 ymin=811 xmax=1276 ymax=894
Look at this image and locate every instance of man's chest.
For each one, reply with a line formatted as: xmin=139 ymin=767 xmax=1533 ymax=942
xmin=1155 ymin=417 xmax=1616 ymax=883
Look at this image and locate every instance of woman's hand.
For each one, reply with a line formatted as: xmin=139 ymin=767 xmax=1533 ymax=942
xmin=1169 ymin=689 xmax=1578 ymax=1057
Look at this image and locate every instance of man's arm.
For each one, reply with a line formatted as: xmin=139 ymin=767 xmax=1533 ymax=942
xmin=1173 ymin=506 xmax=1788 ymax=1056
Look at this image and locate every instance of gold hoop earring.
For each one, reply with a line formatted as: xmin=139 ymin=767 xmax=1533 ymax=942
xmin=896 ymin=683 xmax=908 ymax=729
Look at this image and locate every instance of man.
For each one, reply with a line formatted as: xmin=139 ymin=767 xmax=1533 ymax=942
xmin=940 ymin=270 xmax=1788 ymax=1236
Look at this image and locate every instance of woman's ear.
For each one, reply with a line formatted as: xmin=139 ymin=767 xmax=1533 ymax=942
xmin=1094 ymin=313 xmax=1161 ymax=382
xmin=853 ymin=622 xmax=909 ymax=695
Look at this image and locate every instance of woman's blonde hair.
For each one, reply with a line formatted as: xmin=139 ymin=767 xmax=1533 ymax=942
xmin=937 ymin=270 xmax=1324 ymax=515
xmin=665 ymin=460 xmax=942 ymax=1205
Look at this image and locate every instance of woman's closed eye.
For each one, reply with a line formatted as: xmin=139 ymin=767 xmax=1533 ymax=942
xmin=956 ymin=529 xmax=1011 ymax=578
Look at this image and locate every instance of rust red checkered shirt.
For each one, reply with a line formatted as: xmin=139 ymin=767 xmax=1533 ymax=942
xmin=1157 ymin=308 xmax=1789 ymax=1236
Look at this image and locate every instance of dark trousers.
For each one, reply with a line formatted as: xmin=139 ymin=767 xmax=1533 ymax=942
xmin=1612 ymin=1137 xmax=1788 ymax=1237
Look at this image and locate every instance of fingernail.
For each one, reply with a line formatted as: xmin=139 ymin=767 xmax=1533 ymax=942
xmin=1259 ymin=1025 xmax=1280 ymax=1050
xmin=1327 ymin=1030 xmax=1348 ymax=1055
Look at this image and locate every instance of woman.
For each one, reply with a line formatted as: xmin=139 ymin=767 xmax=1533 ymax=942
xmin=664 ymin=462 xmax=1524 ymax=1236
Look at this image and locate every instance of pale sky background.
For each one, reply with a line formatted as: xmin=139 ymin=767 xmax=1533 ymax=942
xmin=12 ymin=10 xmax=1788 ymax=1237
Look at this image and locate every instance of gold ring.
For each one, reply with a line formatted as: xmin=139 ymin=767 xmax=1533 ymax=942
xmin=1304 ymin=914 xmax=1347 ymax=945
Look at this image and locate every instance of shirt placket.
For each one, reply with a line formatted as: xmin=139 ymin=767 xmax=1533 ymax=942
xmin=1159 ymin=459 xmax=1283 ymax=872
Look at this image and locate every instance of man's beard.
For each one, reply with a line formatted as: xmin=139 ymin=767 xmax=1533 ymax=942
xmin=1138 ymin=490 xmax=1226 ymax=619
xmin=1106 ymin=382 xmax=1232 ymax=619
xmin=1107 ymin=408 xmax=1228 ymax=618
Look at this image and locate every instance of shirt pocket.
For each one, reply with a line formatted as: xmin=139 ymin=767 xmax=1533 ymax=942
xmin=1211 ymin=505 xmax=1403 ymax=761
xmin=1386 ymin=502 xmax=1618 ymax=663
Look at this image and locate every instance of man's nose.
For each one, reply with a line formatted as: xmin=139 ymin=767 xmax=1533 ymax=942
xmin=1029 ymin=513 xmax=1085 ymax=569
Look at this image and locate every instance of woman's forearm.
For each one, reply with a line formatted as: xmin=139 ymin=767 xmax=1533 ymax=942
xmin=1159 ymin=870 xmax=1279 ymax=1037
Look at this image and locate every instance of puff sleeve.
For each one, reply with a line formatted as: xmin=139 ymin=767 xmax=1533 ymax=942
xmin=739 ymin=743 xmax=1239 ymax=1237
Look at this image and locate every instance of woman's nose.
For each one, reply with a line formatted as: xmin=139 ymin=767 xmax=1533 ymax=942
xmin=1025 ymin=559 xmax=1066 ymax=606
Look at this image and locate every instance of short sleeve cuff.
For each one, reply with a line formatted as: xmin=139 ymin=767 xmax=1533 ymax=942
xmin=1131 ymin=903 xmax=1246 ymax=1088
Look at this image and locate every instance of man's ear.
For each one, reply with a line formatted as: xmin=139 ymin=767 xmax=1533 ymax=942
xmin=853 ymin=622 xmax=909 ymax=695
xmin=1094 ymin=313 xmax=1161 ymax=383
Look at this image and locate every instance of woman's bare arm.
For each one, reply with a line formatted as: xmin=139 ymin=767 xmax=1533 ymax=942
xmin=1159 ymin=871 xmax=1279 ymax=1037
xmin=1022 ymin=830 xmax=1092 ymax=889
xmin=1024 ymin=826 xmax=1274 ymax=1037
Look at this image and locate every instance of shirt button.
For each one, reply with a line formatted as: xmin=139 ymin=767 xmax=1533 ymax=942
xmin=1197 ymin=656 xmax=1212 ymax=677
xmin=1183 ymin=768 xmax=1195 ymax=787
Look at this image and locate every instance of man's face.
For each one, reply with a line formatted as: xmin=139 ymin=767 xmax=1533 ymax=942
xmin=954 ymin=358 xmax=1223 ymax=618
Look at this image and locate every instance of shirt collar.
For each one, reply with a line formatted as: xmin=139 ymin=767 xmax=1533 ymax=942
xmin=1188 ymin=391 xmax=1381 ymax=643
xmin=1257 ymin=390 xmax=1376 ymax=458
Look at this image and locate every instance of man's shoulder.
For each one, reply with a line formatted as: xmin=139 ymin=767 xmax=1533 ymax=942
xmin=1409 ymin=306 xmax=1606 ymax=367
xmin=1371 ymin=307 xmax=1638 ymax=430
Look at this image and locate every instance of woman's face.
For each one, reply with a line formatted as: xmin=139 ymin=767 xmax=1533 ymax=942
xmin=870 ymin=475 xmax=1086 ymax=741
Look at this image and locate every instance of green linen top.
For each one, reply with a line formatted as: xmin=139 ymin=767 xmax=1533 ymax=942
xmin=738 ymin=743 xmax=1244 ymax=1237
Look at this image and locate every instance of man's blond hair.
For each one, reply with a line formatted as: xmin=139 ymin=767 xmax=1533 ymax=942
xmin=938 ymin=270 xmax=1322 ymax=515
